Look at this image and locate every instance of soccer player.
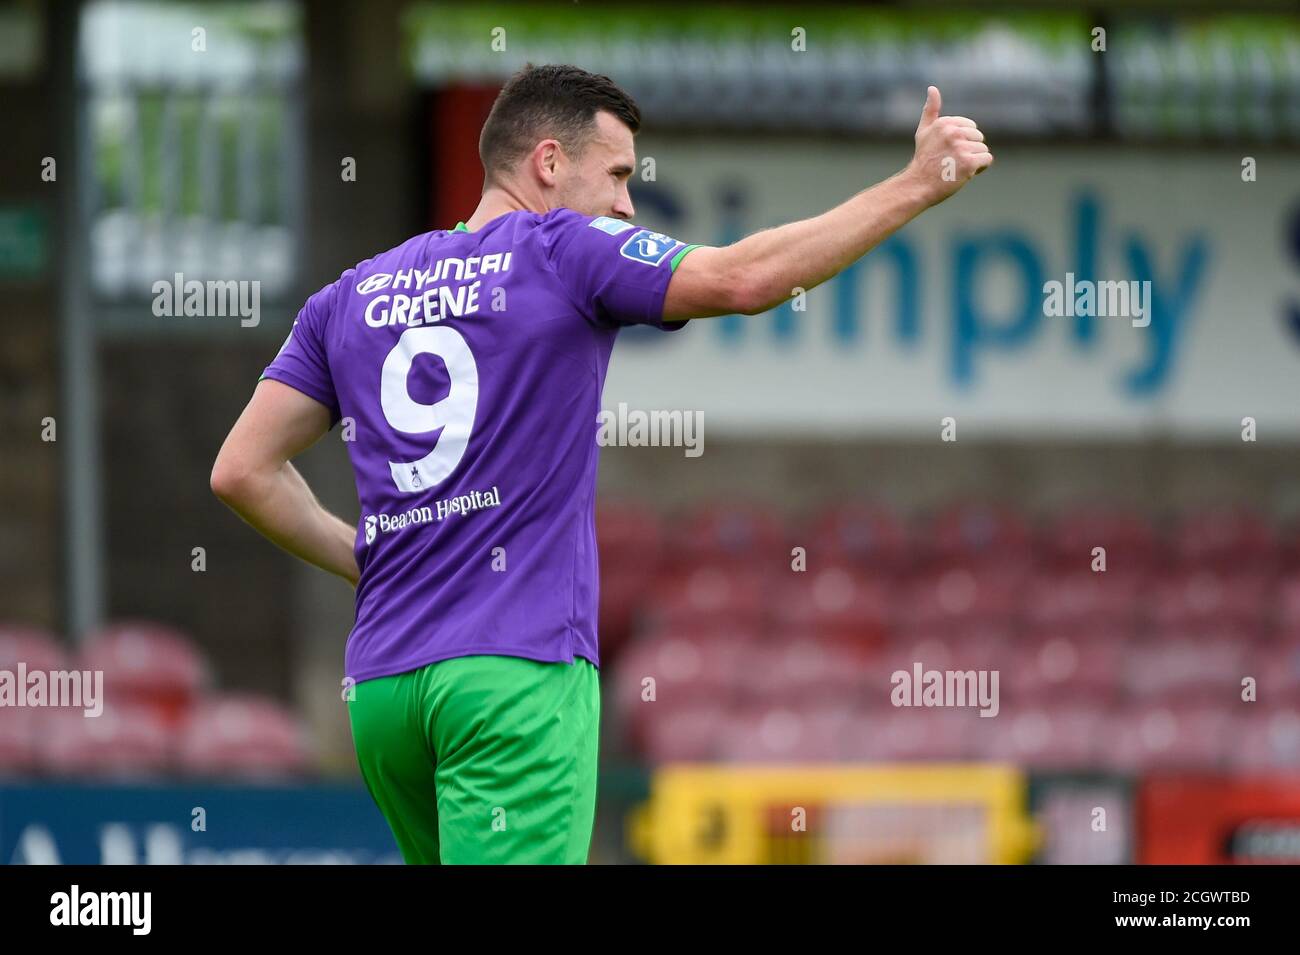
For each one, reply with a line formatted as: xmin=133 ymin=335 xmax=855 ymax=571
xmin=211 ymin=64 xmax=991 ymax=864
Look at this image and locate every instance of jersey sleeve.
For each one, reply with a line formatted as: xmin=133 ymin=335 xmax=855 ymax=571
xmin=260 ymin=280 xmax=342 ymax=426
xmin=542 ymin=211 xmax=701 ymax=332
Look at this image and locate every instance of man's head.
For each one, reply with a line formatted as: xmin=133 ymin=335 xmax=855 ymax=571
xmin=478 ymin=64 xmax=642 ymax=219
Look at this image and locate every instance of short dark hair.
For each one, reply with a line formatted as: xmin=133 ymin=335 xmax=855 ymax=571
xmin=478 ymin=64 xmax=641 ymax=180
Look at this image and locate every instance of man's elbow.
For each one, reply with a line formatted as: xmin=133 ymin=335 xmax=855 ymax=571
xmin=730 ymin=275 xmax=777 ymax=316
xmin=210 ymin=454 xmax=254 ymax=507
xmin=715 ymin=262 xmax=767 ymax=316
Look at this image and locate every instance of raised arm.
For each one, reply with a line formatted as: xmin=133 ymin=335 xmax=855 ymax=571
xmin=664 ymin=86 xmax=992 ymax=320
xmin=210 ymin=379 xmax=361 ymax=586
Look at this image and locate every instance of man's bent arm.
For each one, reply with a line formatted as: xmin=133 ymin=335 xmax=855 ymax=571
xmin=211 ymin=379 xmax=361 ymax=586
xmin=665 ymin=85 xmax=993 ymax=320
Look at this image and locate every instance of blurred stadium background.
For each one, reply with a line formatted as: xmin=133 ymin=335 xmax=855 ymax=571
xmin=2 ymin=0 xmax=1300 ymax=864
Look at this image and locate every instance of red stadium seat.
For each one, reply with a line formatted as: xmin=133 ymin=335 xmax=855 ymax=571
xmin=1006 ymin=630 xmax=1124 ymax=704
xmin=635 ymin=618 xmax=764 ymax=647
xmin=1146 ymin=568 xmax=1273 ymax=631
xmin=176 ymin=694 xmax=313 ymax=779
xmin=1282 ymin=519 xmax=1300 ymax=570
xmin=665 ymin=501 xmax=789 ymax=572
xmin=1123 ymin=636 xmax=1247 ymax=702
xmin=78 ymin=620 xmax=212 ymax=725
xmin=838 ymin=707 xmax=974 ymax=762
xmin=0 ymin=706 xmax=39 ymax=775
xmin=733 ymin=636 xmax=875 ymax=709
xmin=875 ymin=634 xmax=958 ymax=683
xmin=1171 ymin=508 xmax=1279 ymax=572
xmin=892 ymin=566 xmax=1024 ymax=630
xmin=1022 ymin=569 xmax=1144 ymax=629
xmin=770 ymin=564 xmax=889 ymax=646
xmin=596 ymin=500 xmax=664 ymax=564
xmin=641 ymin=701 xmax=731 ymax=763
xmin=613 ymin=503 xmax=1296 ymax=774
xmin=1279 ymin=571 xmax=1300 ymax=631
xmin=718 ymin=705 xmax=849 ymax=763
xmin=1248 ymin=640 xmax=1300 ymax=699
xmin=643 ymin=565 xmax=772 ymax=633
xmin=596 ymin=501 xmax=666 ymax=659
xmin=0 ymin=628 xmax=86 ymax=776
xmin=1103 ymin=704 xmax=1235 ymax=772
xmin=1040 ymin=506 xmax=1161 ymax=572
xmin=1226 ymin=710 xmax=1300 ymax=771
xmin=37 ymin=702 xmax=173 ymax=779
xmin=611 ymin=636 xmax=749 ymax=753
xmin=919 ymin=503 xmax=1034 ymax=571
xmin=974 ymin=706 xmax=1106 ymax=769
xmin=597 ymin=567 xmax=650 ymax=662
xmin=806 ymin=503 xmax=910 ymax=572
xmin=0 ymin=625 xmax=69 ymax=672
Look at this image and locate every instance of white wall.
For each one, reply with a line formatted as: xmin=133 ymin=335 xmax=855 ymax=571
xmin=606 ymin=141 xmax=1300 ymax=439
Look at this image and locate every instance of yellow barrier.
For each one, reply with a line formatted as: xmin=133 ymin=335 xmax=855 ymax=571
xmin=629 ymin=763 xmax=1039 ymax=864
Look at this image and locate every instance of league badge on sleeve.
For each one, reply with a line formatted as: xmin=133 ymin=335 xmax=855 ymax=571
xmin=273 ymin=320 xmax=297 ymax=358
xmin=588 ymin=215 xmax=636 ymax=236
xmin=618 ymin=229 xmax=683 ymax=267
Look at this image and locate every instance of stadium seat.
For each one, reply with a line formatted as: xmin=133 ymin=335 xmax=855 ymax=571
xmin=598 ymin=567 xmax=651 ymax=662
xmin=892 ymin=566 xmax=1024 ymax=630
xmin=839 ymin=708 xmax=973 ymax=762
xmin=77 ymin=620 xmax=212 ymax=725
xmin=733 ymin=636 xmax=874 ymax=709
xmin=665 ymin=501 xmax=789 ymax=572
xmin=597 ymin=500 xmax=665 ymax=565
xmin=919 ymin=502 xmax=1034 ymax=571
xmin=611 ymin=636 xmax=749 ymax=753
xmin=1040 ymin=506 xmax=1161 ymax=572
xmin=1104 ymin=704 xmax=1235 ymax=772
xmin=1146 ymin=568 xmax=1274 ymax=631
xmin=770 ymin=564 xmax=889 ymax=645
xmin=1249 ymin=640 xmax=1300 ymax=699
xmin=0 ymin=624 xmax=69 ymax=672
xmin=611 ymin=501 xmax=1297 ymax=773
xmin=1123 ymin=635 xmax=1247 ymax=702
xmin=642 ymin=565 xmax=772 ymax=633
xmin=1006 ymin=630 xmax=1125 ymax=704
xmin=806 ymin=502 xmax=911 ymax=572
xmin=0 ymin=706 xmax=39 ymax=776
xmin=0 ymin=628 xmax=77 ymax=776
xmin=37 ymin=702 xmax=173 ymax=779
xmin=1171 ymin=508 xmax=1279 ymax=572
xmin=1022 ymin=569 xmax=1144 ymax=629
xmin=641 ymin=701 xmax=731 ymax=763
xmin=1226 ymin=710 xmax=1300 ymax=771
xmin=175 ymin=694 xmax=313 ymax=779
xmin=974 ymin=706 xmax=1106 ymax=769
xmin=1282 ymin=519 xmax=1300 ymax=570
xmin=1278 ymin=571 xmax=1300 ymax=631
xmin=718 ymin=704 xmax=849 ymax=763
xmin=597 ymin=501 xmax=666 ymax=660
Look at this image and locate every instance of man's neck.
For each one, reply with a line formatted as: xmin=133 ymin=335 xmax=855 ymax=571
xmin=464 ymin=184 xmax=546 ymax=232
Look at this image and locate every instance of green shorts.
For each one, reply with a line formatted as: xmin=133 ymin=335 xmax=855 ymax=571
xmin=347 ymin=654 xmax=601 ymax=864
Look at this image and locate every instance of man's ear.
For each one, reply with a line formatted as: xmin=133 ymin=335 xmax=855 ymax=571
xmin=531 ymin=139 xmax=563 ymax=187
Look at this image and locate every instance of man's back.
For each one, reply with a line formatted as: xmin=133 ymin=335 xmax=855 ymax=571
xmin=211 ymin=63 xmax=989 ymax=864
xmin=261 ymin=209 xmax=693 ymax=682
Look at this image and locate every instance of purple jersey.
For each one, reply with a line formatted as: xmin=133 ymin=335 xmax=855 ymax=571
xmin=261 ymin=210 xmax=699 ymax=683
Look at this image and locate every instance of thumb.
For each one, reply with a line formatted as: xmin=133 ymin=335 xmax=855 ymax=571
xmin=917 ymin=85 xmax=941 ymax=131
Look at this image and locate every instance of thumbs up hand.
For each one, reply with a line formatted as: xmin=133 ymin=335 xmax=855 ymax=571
xmin=907 ymin=86 xmax=993 ymax=207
